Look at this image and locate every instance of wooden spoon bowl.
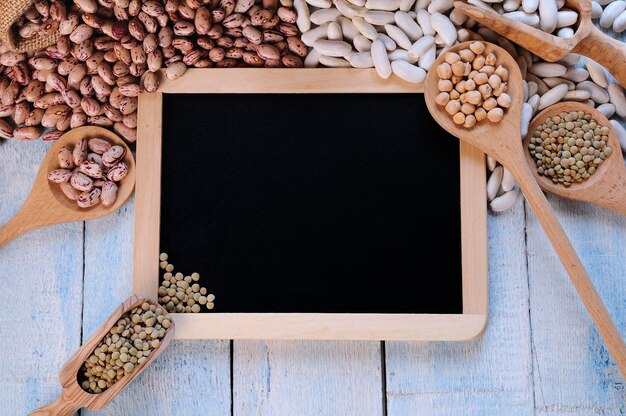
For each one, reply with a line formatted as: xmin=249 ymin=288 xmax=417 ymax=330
xmin=425 ymin=41 xmax=626 ymax=380
xmin=523 ymin=102 xmax=626 ymax=216
xmin=0 ymin=126 xmax=135 ymax=248
xmin=29 ymin=295 xmax=175 ymax=415
xmin=454 ymin=0 xmax=626 ymax=86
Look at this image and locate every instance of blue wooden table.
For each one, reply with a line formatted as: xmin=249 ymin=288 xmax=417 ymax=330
xmin=1 ymin=137 xmax=624 ymax=415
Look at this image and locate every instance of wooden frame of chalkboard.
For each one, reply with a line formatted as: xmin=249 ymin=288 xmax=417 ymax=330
xmin=133 ymin=68 xmax=488 ymax=341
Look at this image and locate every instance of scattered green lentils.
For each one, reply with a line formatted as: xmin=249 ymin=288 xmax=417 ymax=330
xmin=79 ymin=302 xmax=172 ymax=394
xmin=158 ymin=252 xmax=215 ymax=313
xmin=528 ymin=111 xmax=613 ymax=186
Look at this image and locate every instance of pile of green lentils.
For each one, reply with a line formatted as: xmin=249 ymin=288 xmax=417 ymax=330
xmin=158 ymin=253 xmax=215 ymax=313
xmin=79 ymin=302 xmax=172 ymax=394
xmin=528 ymin=111 xmax=613 ymax=186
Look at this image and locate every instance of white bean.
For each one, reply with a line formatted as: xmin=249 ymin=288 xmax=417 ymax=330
xmin=559 ymin=53 xmax=580 ymax=66
xmin=430 ymin=13 xmax=457 ymax=46
xmin=608 ymin=83 xmax=626 ymax=117
xmin=556 ymin=10 xmax=577 ymax=27
xmin=388 ymin=49 xmax=417 ymax=63
xmin=427 ymin=0 xmax=454 ymax=13
xmin=490 ymin=190 xmax=519 ymax=212
xmin=487 ymin=166 xmax=503 ymax=201
xmin=501 ymin=168 xmax=515 ymax=192
xmin=318 ymin=55 xmax=352 ymax=67
xmin=365 ymin=0 xmax=401 ymax=10
xmin=294 ymin=0 xmax=311 ymax=32
xmin=522 ymin=0 xmax=538 ymax=12
xmin=577 ymin=80 xmax=610 ymax=103
xmin=352 ymin=16 xmax=379 ymax=40
xmin=391 ymin=60 xmax=426 ymax=83
xmin=327 ymin=22 xmax=343 ymax=40
xmin=528 ymin=62 xmax=567 ymax=77
xmin=600 ymin=0 xmax=626 ymax=28
xmin=414 ymin=0 xmax=431 ymax=10
xmin=408 ymin=35 xmax=434 ymax=59
xmin=401 ymin=0 xmax=417 ymax=11
xmin=613 ymin=10 xmax=626 ymax=31
xmin=310 ymin=8 xmax=341 ymax=24
xmin=610 ymin=120 xmax=626 ymax=152
xmin=377 ymin=33 xmax=397 ymax=51
xmin=528 ymin=94 xmax=540 ymax=113
xmin=597 ymin=103 xmax=616 ymax=118
xmin=417 ymin=44 xmax=436 ymax=69
xmin=313 ymin=40 xmax=352 ymax=57
xmin=335 ymin=0 xmax=366 ymax=19
xmin=503 ymin=11 xmax=540 ymax=26
xmin=349 ymin=51 xmax=375 ymax=67
xmin=521 ymin=103 xmax=533 ymax=138
xmin=487 ymin=156 xmax=497 ymax=172
xmin=306 ymin=0 xmax=332 ymax=6
xmin=538 ymin=0 xmax=558 ymax=33
xmin=364 ymin=11 xmax=396 ymax=25
xmin=304 ymin=48 xmax=321 ymax=67
xmin=337 ymin=17 xmax=360 ymax=40
xmin=591 ymin=1 xmax=603 ymax=18
xmin=301 ymin=24 xmax=330 ymax=46
xmin=347 ymin=0 xmax=366 ymax=5
xmin=503 ymin=0 xmax=521 ymax=11
xmin=538 ymin=83 xmax=568 ymax=110
xmin=416 ymin=10 xmax=435 ymax=36
xmin=385 ymin=25 xmax=414 ymax=49
xmin=556 ymin=27 xmax=574 ymax=38
xmin=371 ymin=39 xmax=392 ymax=78
xmin=584 ymin=58 xmax=608 ymax=88
xmin=449 ymin=8 xmax=468 ymax=25
xmin=563 ymin=90 xmax=592 ymax=101
xmin=563 ymin=67 xmax=589 ymax=83
xmin=353 ymin=34 xmax=373 ymax=51
xmin=395 ymin=11 xmax=424 ymax=40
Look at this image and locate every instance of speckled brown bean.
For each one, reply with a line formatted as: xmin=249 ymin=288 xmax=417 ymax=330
xmin=119 ymin=96 xmax=138 ymax=115
xmin=107 ymin=161 xmax=129 ymax=181
xmin=13 ymin=103 xmax=30 ymax=125
xmin=79 ymin=160 xmax=104 ymax=178
xmin=68 ymin=64 xmax=87 ymax=88
xmin=243 ymin=51 xmax=264 ymax=66
xmin=113 ymin=123 xmax=137 ymax=142
xmin=13 ymin=126 xmax=42 ymax=140
xmin=58 ymin=146 xmax=75 ymax=168
xmin=48 ymin=169 xmax=72 ymax=183
xmin=77 ymin=187 xmax=101 ymax=208
xmin=71 ymin=171 xmax=94 ymax=191
xmin=23 ymin=80 xmax=45 ymax=102
xmin=42 ymin=130 xmax=63 ymax=142
xmin=60 ymin=181 xmax=81 ymax=200
xmin=62 ymin=90 xmax=82 ymax=109
xmin=101 ymin=181 xmax=119 ymax=206
xmin=0 ymin=119 xmax=13 ymax=139
xmin=71 ymin=110 xmax=88 ymax=128
xmin=165 ymin=61 xmax=187 ymax=80
xmin=143 ymin=71 xmax=160 ymax=93
xmin=73 ymin=138 xmax=89 ymax=165
xmin=208 ymin=47 xmax=225 ymax=62
xmin=286 ymin=36 xmax=306 ymax=57
xmin=281 ymin=54 xmax=302 ymax=67
xmin=88 ymin=137 xmax=112 ymax=154
xmin=25 ymin=109 xmax=45 ymax=126
xmin=256 ymin=44 xmax=280 ymax=62
xmin=102 ymin=145 xmax=126 ymax=167
xmin=81 ymin=97 xmax=101 ymax=117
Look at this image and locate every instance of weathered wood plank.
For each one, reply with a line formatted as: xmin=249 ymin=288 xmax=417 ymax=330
xmin=81 ymin=197 xmax=232 ymax=415
xmin=385 ymin=198 xmax=535 ymax=415
xmin=0 ymin=139 xmax=84 ymax=414
xmin=525 ymin=196 xmax=626 ymax=415
xmin=233 ymin=340 xmax=383 ymax=416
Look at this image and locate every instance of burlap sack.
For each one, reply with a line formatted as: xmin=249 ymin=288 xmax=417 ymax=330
xmin=0 ymin=0 xmax=59 ymax=52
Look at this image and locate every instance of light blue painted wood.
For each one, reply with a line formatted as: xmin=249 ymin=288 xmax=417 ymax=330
xmin=0 ymin=139 xmax=84 ymax=414
xmin=233 ymin=340 xmax=383 ymax=416
xmin=525 ymin=196 xmax=626 ymax=415
xmin=81 ymin=197 xmax=232 ymax=415
xmin=385 ymin=198 xmax=535 ymax=416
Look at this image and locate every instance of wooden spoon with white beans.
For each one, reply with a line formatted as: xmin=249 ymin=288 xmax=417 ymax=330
xmin=454 ymin=0 xmax=626 ymax=87
xmin=0 ymin=126 xmax=135 ymax=248
xmin=29 ymin=295 xmax=175 ymax=416
xmin=523 ymin=101 xmax=626 ymax=216
xmin=424 ymin=41 xmax=626 ymax=380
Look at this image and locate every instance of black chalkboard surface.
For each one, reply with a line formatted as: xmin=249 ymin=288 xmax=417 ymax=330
xmin=160 ymin=93 xmax=462 ymax=314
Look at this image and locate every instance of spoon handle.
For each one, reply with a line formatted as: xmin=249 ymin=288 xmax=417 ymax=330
xmin=509 ymin=161 xmax=626 ymax=379
xmin=0 ymin=205 xmax=40 ymax=248
xmin=29 ymin=394 xmax=81 ymax=416
xmin=574 ymin=25 xmax=626 ymax=88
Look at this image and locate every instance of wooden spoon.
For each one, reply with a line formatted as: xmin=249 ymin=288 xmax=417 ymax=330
xmin=524 ymin=102 xmax=626 ymax=216
xmin=425 ymin=41 xmax=626 ymax=379
xmin=0 ymin=126 xmax=135 ymax=248
xmin=453 ymin=0 xmax=626 ymax=87
xmin=29 ymin=294 xmax=175 ymax=416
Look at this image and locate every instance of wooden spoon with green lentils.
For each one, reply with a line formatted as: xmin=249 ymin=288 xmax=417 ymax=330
xmin=528 ymin=110 xmax=613 ymax=186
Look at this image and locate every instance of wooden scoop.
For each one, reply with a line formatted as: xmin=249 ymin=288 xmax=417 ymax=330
xmin=425 ymin=41 xmax=626 ymax=379
xmin=0 ymin=126 xmax=135 ymax=248
xmin=454 ymin=0 xmax=626 ymax=87
xmin=29 ymin=295 xmax=175 ymax=416
xmin=524 ymin=102 xmax=626 ymax=216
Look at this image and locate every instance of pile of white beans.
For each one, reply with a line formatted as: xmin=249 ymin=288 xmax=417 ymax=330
xmin=293 ymin=0 xmax=626 ymax=212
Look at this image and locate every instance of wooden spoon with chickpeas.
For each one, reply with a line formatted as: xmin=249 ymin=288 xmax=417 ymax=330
xmin=29 ymin=295 xmax=175 ymax=416
xmin=0 ymin=126 xmax=135 ymax=248
xmin=424 ymin=41 xmax=626 ymax=380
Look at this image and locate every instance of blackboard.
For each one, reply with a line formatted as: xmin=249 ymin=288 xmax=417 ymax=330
xmin=159 ymin=93 xmax=462 ymax=314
